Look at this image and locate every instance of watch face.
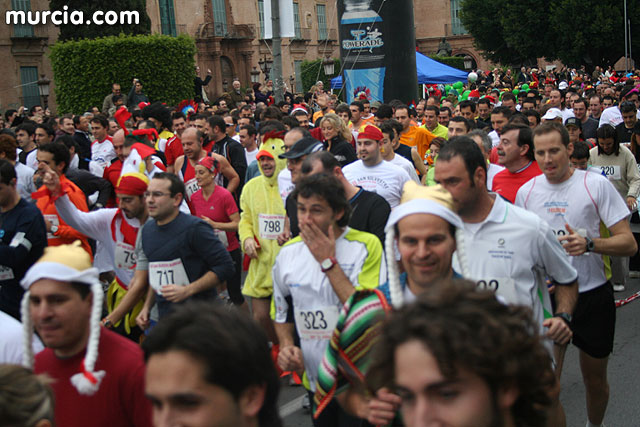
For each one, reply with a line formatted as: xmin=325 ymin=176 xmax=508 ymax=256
xmin=321 ymin=258 xmax=332 ymax=269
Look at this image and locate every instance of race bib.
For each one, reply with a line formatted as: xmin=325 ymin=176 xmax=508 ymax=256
xmin=214 ymin=229 xmax=229 ymax=248
xmin=185 ymin=178 xmax=200 ymax=200
xmin=114 ymin=241 xmax=136 ymax=270
xmin=294 ymin=306 xmax=340 ymax=341
xmin=0 ymin=266 xmax=14 ymax=281
xmin=149 ymin=258 xmax=190 ymax=294
xmin=476 ymin=277 xmax=517 ymax=304
xmin=258 ymin=214 xmax=285 ymax=240
xmin=44 ymin=215 xmax=59 ymax=239
xmin=600 ymin=165 xmax=621 ymax=180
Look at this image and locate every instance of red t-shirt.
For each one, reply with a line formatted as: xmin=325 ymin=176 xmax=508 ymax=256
xmin=491 ymin=161 xmax=542 ymax=203
xmin=190 ymin=185 xmax=240 ymax=251
xmin=34 ymin=328 xmax=152 ymax=427
xmin=164 ymin=135 xmax=184 ymax=166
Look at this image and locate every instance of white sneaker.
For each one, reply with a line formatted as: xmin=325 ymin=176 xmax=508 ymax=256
xmin=629 ymin=271 xmax=640 ymax=278
xmin=613 ymin=283 xmax=625 ymax=292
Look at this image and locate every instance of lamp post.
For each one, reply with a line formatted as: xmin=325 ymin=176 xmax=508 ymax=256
xmin=322 ymin=56 xmax=335 ymax=76
xmin=250 ymin=67 xmax=261 ymax=84
xmin=289 ymin=75 xmax=295 ymax=93
xmin=258 ymin=56 xmax=272 ymax=81
xmin=37 ymin=74 xmax=50 ymax=109
xmin=463 ymin=55 xmax=473 ymax=71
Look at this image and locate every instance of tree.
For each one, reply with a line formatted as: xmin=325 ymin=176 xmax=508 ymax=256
xmin=50 ymin=34 xmax=195 ymax=113
xmin=49 ymin=0 xmax=151 ymax=41
xmin=460 ymin=0 xmax=640 ymax=67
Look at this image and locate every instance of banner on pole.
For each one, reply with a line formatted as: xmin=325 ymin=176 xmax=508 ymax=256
xmin=264 ymin=0 xmax=295 ymax=39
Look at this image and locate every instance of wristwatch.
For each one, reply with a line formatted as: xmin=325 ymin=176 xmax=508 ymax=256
xmin=50 ymin=225 xmax=58 ymax=235
xmin=554 ymin=312 xmax=572 ymax=327
xmin=320 ymin=257 xmax=338 ymax=273
xmin=585 ymin=236 xmax=594 ymax=252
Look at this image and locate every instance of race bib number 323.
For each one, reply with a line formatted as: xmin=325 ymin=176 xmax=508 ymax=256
xmin=294 ymin=306 xmax=339 ymax=341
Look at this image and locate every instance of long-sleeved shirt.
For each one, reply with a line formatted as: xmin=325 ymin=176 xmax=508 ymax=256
xmin=589 ymin=145 xmax=640 ymax=199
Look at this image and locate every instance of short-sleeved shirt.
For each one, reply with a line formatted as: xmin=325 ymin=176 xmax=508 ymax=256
xmin=343 ymin=160 xmax=412 ymax=208
xmin=516 ymin=169 xmax=630 ymax=293
xmin=273 ymin=227 xmax=386 ymax=391
xmin=492 ymin=161 xmax=542 ymax=203
xmin=453 ymin=195 xmax=578 ymax=337
xmin=190 ymin=186 xmax=240 ymax=251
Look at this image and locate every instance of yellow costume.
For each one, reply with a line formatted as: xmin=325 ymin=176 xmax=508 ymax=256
xmin=238 ymin=135 xmax=287 ymax=298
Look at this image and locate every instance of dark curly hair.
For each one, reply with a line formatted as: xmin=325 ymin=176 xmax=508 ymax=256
xmin=141 ymin=102 xmax=172 ymax=130
xmin=367 ymin=279 xmax=556 ymax=427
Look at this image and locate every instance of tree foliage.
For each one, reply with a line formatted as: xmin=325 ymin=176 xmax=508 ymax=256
xmin=429 ymin=56 xmax=466 ymax=70
xmin=49 ymin=0 xmax=151 ymax=41
xmin=460 ymin=0 xmax=640 ymax=67
xmin=300 ymin=58 xmax=341 ymax=93
xmin=50 ymin=34 xmax=196 ymax=114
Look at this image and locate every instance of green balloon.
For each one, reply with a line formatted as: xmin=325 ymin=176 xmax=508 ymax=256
xmin=445 ymin=85 xmax=452 ymax=92
xmin=521 ymin=83 xmax=529 ymax=91
xmin=453 ymin=81 xmax=464 ymax=90
xmin=513 ymin=89 xmax=520 ymax=96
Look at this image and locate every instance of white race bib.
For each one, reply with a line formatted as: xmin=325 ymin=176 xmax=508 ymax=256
xmin=600 ymin=165 xmax=621 ymax=180
xmin=149 ymin=258 xmax=190 ymax=294
xmin=44 ymin=214 xmax=59 ymax=239
xmin=294 ymin=306 xmax=340 ymax=341
xmin=476 ymin=277 xmax=517 ymax=304
xmin=185 ymin=178 xmax=200 ymax=200
xmin=258 ymin=214 xmax=285 ymax=240
xmin=0 ymin=266 xmax=14 ymax=281
xmin=214 ymin=229 xmax=229 ymax=248
xmin=114 ymin=241 xmax=136 ymax=270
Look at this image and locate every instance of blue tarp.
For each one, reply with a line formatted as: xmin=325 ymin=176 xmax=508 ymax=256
xmin=331 ymin=51 xmax=469 ymax=89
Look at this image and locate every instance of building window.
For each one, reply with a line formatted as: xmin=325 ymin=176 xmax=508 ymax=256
xmin=212 ymin=0 xmax=227 ymax=36
xmin=450 ymin=0 xmax=466 ymax=35
xmin=11 ymin=0 xmax=34 ymax=37
xmin=294 ymin=60 xmax=303 ymax=92
xmin=158 ymin=0 xmax=176 ymax=36
xmin=258 ymin=0 xmax=265 ymax=39
xmin=316 ymin=4 xmax=327 ymax=40
xmin=20 ymin=66 xmax=40 ymax=109
xmin=293 ymin=3 xmax=302 ymax=39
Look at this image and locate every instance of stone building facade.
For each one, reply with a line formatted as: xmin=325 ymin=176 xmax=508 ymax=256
xmin=0 ymin=1 xmax=509 ymax=112
xmin=0 ymin=0 xmax=58 ymax=113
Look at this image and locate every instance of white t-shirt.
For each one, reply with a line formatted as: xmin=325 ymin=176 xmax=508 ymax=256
xmin=26 ymin=149 xmax=38 ymax=170
xmin=342 ymin=160 xmax=411 ymax=208
xmin=453 ymin=195 xmax=577 ymax=344
xmin=91 ymin=137 xmax=116 ymax=177
xmin=245 ymin=147 xmax=258 ymax=167
xmin=15 ymin=161 xmax=35 ymax=203
xmin=0 ymin=310 xmax=43 ymax=364
xmin=599 ymin=106 xmax=640 ymax=128
xmin=277 ymin=168 xmax=295 ymax=205
xmin=515 ymin=169 xmax=630 ymax=292
xmin=489 ymin=130 xmax=500 ymax=147
xmin=487 ymin=163 xmax=505 ymax=191
xmin=389 ymin=154 xmax=420 ymax=183
xmin=273 ymin=227 xmax=386 ymax=392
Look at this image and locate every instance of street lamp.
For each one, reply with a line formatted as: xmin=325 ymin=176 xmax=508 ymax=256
xmin=463 ymin=55 xmax=473 ymax=70
xmin=250 ymin=67 xmax=261 ymax=84
xmin=322 ymin=56 xmax=335 ymax=76
xmin=37 ymin=74 xmax=50 ymax=109
xmin=258 ymin=56 xmax=272 ymax=80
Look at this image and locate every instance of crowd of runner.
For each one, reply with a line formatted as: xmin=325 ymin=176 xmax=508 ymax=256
xmin=1 ymin=66 xmax=639 ymax=427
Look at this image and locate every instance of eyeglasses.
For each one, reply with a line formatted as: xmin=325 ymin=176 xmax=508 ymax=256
xmin=226 ymin=123 xmax=234 ymax=127
xmin=144 ymin=191 xmax=172 ymax=199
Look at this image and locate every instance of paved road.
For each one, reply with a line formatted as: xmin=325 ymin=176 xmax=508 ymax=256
xmin=278 ymin=279 xmax=640 ymax=426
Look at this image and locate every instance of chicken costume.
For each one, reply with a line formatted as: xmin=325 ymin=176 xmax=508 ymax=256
xmin=238 ymin=132 xmax=287 ymax=298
